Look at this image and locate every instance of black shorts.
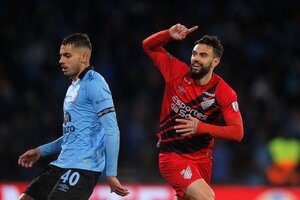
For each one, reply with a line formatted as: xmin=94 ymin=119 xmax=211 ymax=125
xmin=24 ymin=164 xmax=101 ymax=200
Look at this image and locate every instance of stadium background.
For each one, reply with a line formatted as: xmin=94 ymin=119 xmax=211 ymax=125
xmin=0 ymin=0 xmax=299 ymax=199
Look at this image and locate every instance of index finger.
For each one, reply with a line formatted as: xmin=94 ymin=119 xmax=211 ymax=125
xmin=187 ymin=25 xmax=198 ymax=34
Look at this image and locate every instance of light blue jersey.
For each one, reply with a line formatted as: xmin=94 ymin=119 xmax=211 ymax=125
xmin=39 ymin=67 xmax=119 ymax=176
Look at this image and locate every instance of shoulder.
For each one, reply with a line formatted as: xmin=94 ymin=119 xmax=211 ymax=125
xmin=213 ymin=74 xmax=238 ymax=102
xmin=85 ymin=70 xmax=104 ymax=81
xmin=214 ymin=74 xmax=236 ymax=93
xmin=84 ymin=70 xmax=111 ymax=92
xmin=84 ymin=70 xmax=108 ymax=85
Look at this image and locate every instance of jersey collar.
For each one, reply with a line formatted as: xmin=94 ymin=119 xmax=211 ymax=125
xmin=78 ymin=66 xmax=94 ymax=80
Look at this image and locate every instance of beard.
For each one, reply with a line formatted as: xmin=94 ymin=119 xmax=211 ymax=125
xmin=189 ymin=62 xmax=211 ymax=80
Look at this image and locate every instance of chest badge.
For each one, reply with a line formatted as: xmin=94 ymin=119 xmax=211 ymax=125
xmin=70 ymin=90 xmax=78 ymax=102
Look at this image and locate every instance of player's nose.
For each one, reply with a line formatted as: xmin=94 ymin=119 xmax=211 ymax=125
xmin=59 ymin=57 xmax=64 ymax=65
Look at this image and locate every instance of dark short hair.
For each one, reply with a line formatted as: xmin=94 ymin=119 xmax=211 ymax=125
xmin=195 ymin=35 xmax=223 ymax=58
xmin=61 ymin=33 xmax=92 ymax=50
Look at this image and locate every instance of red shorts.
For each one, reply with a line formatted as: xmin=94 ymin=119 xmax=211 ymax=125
xmin=159 ymin=152 xmax=212 ymax=198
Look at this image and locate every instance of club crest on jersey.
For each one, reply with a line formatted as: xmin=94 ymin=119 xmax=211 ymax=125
xmin=65 ymin=84 xmax=80 ymax=105
xmin=177 ymin=85 xmax=186 ymax=94
xmin=70 ymin=90 xmax=78 ymax=102
xmin=232 ymin=101 xmax=239 ymax=112
xmin=201 ymin=98 xmax=215 ymax=110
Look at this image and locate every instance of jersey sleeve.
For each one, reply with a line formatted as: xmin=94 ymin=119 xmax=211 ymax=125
xmin=196 ymin=79 xmax=244 ymax=141
xmin=87 ymin=76 xmax=120 ymax=176
xmin=39 ymin=136 xmax=63 ymax=156
xmin=196 ymin=115 xmax=244 ymax=141
xmin=87 ymin=77 xmax=115 ymax=117
xmin=217 ymin=82 xmax=241 ymax=120
xmin=142 ymin=30 xmax=189 ymax=82
xmin=99 ymin=112 xmax=120 ymax=176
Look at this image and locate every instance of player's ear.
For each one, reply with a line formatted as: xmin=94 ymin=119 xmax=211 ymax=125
xmin=81 ymin=52 xmax=89 ymax=64
xmin=212 ymin=57 xmax=220 ymax=69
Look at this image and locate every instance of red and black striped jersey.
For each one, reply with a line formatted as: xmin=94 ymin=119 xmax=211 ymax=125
xmin=143 ymin=30 xmax=241 ymax=159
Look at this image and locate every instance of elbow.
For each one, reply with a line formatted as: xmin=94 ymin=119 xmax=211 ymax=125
xmin=236 ymin=132 xmax=244 ymax=142
xmin=226 ymin=123 xmax=244 ymax=142
xmin=142 ymin=39 xmax=148 ymax=51
xmin=235 ymin=126 xmax=244 ymax=142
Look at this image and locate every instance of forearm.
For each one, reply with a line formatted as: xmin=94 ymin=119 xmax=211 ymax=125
xmin=101 ymin=112 xmax=120 ymax=176
xmin=39 ymin=136 xmax=63 ymax=156
xmin=142 ymin=30 xmax=172 ymax=55
xmin=197 ymin=116 xmax=244 ymax=141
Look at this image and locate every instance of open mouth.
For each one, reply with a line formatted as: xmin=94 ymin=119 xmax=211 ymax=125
xmin=61 ymin=66 xmax=68 ymax=72
xmin=191 ymin=63 xmax=202 ymax=71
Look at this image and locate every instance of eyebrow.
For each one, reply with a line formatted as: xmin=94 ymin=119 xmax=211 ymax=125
xmin=60 ymin=52 xmax=71 ymax=56
xmin=192 ymin=50 xmax=208 ymax=55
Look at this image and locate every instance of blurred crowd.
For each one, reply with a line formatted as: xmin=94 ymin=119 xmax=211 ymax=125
xmin=0 ymin=0 xmax=299 ymax=185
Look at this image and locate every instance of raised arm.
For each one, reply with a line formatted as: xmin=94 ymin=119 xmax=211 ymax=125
xmin=142 ymin=29 xmax=171 ymax=60
xmin=142 ymin=24 xmax=198 ymax=82
xmin=142 ymin=23 xmax=198 ymax=59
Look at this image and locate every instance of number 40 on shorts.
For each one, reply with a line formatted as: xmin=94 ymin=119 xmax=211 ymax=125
xmin=60 ymin=170 xmax=80 ymax=186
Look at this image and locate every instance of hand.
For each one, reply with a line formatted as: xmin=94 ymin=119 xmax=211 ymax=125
xmin=18 ymin=148 xmax=41 ymax=168
xmin=174 ymin=115 xmax=199 ymax=137
xmin=107 ymin=176 xmax=129 ymax=197
xmin=169 ymin=23 xmax=198 ymax=40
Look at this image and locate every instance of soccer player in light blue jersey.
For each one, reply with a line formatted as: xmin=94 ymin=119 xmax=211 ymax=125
xmin=18 ymin=33 xmax=129 ymax=200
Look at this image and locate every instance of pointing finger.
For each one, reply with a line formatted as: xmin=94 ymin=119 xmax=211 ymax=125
xmin=187 ymin=25 xmax=198 ymax=34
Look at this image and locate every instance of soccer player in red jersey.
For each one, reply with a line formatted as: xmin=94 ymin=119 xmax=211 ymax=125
xmin=142 ymin=24 xmax=244 ymax=200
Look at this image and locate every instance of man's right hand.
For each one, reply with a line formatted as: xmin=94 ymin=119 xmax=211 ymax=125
xmin=169 ymin=23 xmax=198 ymax=40
xmin=18 ymin=148 xmax=40 ymax=168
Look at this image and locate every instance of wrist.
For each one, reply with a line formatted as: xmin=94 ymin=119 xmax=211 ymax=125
xmin=196 ymin=121 xmax=210 ymax=134
xmin=106 ymin=176 xmax=116 ymax=181
xmin=163 ymin=29 xmax=173 ymax=41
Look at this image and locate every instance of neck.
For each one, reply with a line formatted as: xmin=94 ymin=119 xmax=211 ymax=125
xmin=72 ymin=64 xmax=90 ymax=81
xmin=72 ymin=76 xmax=79 ymax=82
xmin=194 ymin=73 xmax=213 ymax=86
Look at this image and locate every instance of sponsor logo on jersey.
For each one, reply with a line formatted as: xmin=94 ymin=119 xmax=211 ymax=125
xmin=171 ymin=95 xmax=208 ymax=120
xmin=64 ymin=112 xmax=71 ymax=125
xmin=180 ymin=165 xmax=192 ymax=179
xmin=63 ymin=112 xmax=75 ymax=133
xmin=63 ymin=126 xmax=75 ymax=134
xmin=232 ymin=101 xmax=239 ymax=112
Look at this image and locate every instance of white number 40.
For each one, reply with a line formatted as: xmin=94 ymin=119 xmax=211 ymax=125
xmin=60 ymin=170 xmax=80 ymax=186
